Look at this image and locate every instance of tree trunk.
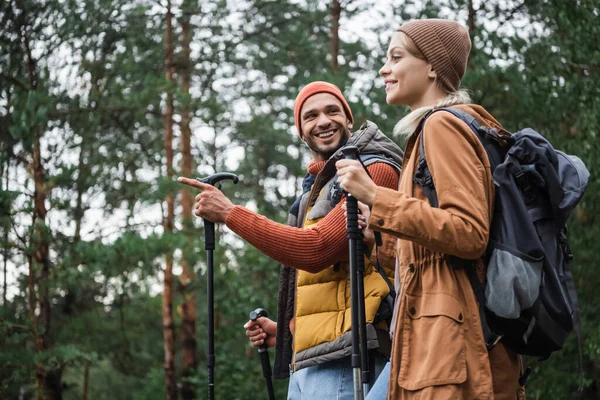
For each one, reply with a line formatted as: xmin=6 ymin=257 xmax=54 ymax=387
xmin=82 ymin=361 xmax=90 ymax=400
xmin=74 ymin=145 xmax=85 ymax=241
xmin=24 ymin=24 xmax=61 ymax=399
xmin=329 ymin=0 xmax=341 ymax=72
xmin=27 ymin=254 xmax=45 ymax=400
xmin=3 ymin=227 xmax=6 ymax=307
xmin=33 ymin=123 xmax=50 ymax=349
xmin=467 ymin=0 xmax=477 ymax=59
xmin=3 ymin=160 xmax=8 ymax=307
xmin=33 ymin=97 xmax=62 ymax=400
xmin=179 ymin=4 xmax=197 ymax=400
xmin=162 ymin=1 xmax=177 ymax=399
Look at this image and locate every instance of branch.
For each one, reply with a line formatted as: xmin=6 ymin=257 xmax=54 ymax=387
xmin=565 ymin=61 xmax=599 ymax=76
xmin=10 ymin=216 xmax=29 ymax=247
xmin=9 ymin=151 xmax=31 ymax=167
xmin=498 ymin=1 xmax=528 ymax=24
xmin=0 ymin=73 xmax=29 ymax=92
xmin=47 ymin=104 xmax=163 ymax=119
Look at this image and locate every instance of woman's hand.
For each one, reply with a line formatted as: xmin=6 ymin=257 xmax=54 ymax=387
xmin=335 ymin=159 xmax=378 ymax=206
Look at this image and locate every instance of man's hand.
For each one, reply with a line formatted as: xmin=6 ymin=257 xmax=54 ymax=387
xmin=335 ymin=159 xmax=378 ymax=206
xmin=177 ymin=177 xmax=235 ymax=223
xmin=243 ymin=317 xmax=277 ymax=348
xmin=343 ymin=201 xmax=375 ymax=246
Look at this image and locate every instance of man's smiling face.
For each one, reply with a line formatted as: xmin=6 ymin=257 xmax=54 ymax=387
xmin=300 ymin=93 xmax=352 ymax=161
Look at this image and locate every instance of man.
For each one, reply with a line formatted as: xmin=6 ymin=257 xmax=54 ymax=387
xmin=178 ymin=81 xmax=403 ymax=398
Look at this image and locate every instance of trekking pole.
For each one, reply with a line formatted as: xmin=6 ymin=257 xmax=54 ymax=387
xmin=249 ymin=308 xmax=275 ymax=400
xmin=356 ymin=210 xmax=370 ymax=396
xmin=340 ymin=145 xmax=369 ymax=400
xmin=196 ymin=172 xmax=239 ymax=400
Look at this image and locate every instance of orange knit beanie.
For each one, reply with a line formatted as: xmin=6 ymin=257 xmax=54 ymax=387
xmin=398 ymin=19 xmax=471 ymax=92
xmin=293 ymin=81 xmax=353 ymax=138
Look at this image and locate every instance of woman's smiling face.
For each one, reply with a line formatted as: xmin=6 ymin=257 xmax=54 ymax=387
xmin=379 ymin=32 xmax=436 ymax=109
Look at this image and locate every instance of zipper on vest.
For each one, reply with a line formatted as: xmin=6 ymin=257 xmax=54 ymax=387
xmin=291 ymin=277 xmax=298 ymax=372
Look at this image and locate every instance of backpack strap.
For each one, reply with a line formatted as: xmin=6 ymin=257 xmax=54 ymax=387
xmin=413 ymin=107 xmax=502 ymax=350
xmin=464 ymin=261 xmax=503 ymax=350
xmin=413 ymin=128 xmax=438 ymax=207
xmin=332 ymin=153 xmax=398 ymax=317
xmin=412 ymin=107 xmax=480 ymax=206
xmin=356 ymin=154 xmax=397 ymax=302
xmin=562 ymin=229 xmax=585 ymax=394
xmin=330 ymin=153 xmax=402 ymax=206
xmin=355 ymin=154 xmax=398 ymax=298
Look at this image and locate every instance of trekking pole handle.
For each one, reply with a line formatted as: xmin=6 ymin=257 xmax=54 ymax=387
xmin=249 ymin=308 xmax=275 ymax=400
xmin=196 ymin=173 xmax=239 ymax=250
xmin=339 ymin=146 xmax=382 ymax=246
xmin=249 ymin=308 xmax=268 ymax=321
xmin=198 ymin=172 xmax=239 ymax=187
xmin=340 ymin=145 xmax=359 ymax=161
xmin=249 ymin=308 xmax=269 ymax=352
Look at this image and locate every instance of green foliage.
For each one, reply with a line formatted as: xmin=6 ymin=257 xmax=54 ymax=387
xmin=1 ymin=0 xmax=599 ymax=398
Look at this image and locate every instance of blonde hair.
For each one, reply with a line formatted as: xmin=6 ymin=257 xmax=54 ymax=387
xmin=392 ymin=32 xmax=472 ymax=137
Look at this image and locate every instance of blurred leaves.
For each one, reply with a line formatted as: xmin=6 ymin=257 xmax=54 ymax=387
xmin=0 ymin=0 xmax=599 ymax=399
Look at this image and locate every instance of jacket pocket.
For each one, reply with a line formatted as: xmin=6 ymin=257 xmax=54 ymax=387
xmin=398 ymin=293 xmax=467 ymax=391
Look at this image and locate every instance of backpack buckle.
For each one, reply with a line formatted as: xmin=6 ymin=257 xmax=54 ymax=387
xmin=330 ymin=181 xmax=342 ymax=203
xmin=519 ymin=366 xmax=532 ymax=386
xmin=515 ymin=171 xmax=536 ymax=203
xmin=487 ymin=333 xmax=503 ymax=350
xmin=515 ymin=171 xmax=530 ymax=190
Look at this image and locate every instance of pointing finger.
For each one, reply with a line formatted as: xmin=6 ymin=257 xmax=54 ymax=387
xmin=178 ymin=177 xmax=211 ymax=191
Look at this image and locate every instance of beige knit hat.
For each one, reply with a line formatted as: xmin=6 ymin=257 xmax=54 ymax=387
xmin=398 ymin=19 xmax=471 ymax=92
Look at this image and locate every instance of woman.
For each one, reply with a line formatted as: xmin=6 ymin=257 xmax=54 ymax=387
xmin=336 ymin=19 xmax=523 ymax=399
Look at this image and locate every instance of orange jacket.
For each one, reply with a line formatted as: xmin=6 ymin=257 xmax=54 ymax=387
xmin=369 ymin=105 xmax=522 ymax=399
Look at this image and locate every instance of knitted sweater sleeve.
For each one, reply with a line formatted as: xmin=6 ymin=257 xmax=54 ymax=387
xmin=225 ymin=162 xmax=399 ymax=273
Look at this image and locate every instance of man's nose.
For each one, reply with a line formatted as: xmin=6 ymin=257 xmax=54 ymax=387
xmin=316 ymin=112 xmax=332 ymax=128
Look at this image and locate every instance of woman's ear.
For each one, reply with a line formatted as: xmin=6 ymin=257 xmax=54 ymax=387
xmin=347 ymin=121 xmax=353 ymax=129
xmin=428 ymin=65 xmax=437 ymax=80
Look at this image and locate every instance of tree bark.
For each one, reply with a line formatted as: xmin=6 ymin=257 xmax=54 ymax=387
xmin=82 ymin=361 xmax=90 ymax=400
xmin=32 ymin=122 xmax=50 ymax=352
xmin=3 ymin=160 xmax=8 ymax=307
xmin=24 ymin=22 xmax=61 ymax=399
xmin=162 ymin=1 xmax=177 ymax=399
xmin=179 ymin=3 xmax=197 ymax=400
xmin=467 ymin=0 xmax=477 ymax=56
xmin=329 ymin=0 xmax=341 ymax=72
xmin=74 ymin=145 xmax=85 ymax=241
xmin=27 ymin=254 xmax=45 ymax=400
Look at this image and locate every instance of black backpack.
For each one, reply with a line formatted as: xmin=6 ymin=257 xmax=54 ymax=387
xmin=413 ymin=108 xmax=589 ymax=380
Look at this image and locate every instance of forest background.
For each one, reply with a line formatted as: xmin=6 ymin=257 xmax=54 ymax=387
xmin=1 ymin=0 xmax=599 ymax=399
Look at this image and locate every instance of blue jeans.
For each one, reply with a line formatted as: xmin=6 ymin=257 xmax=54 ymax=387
xmin=364 ymin=361 xmax=389 ymax=400
xmin=287 ymin=353 xmax=388 ymax=400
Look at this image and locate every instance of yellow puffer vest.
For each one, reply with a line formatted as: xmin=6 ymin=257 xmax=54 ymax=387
xmin=292 ymin=159 xmax=398 ymax=370
xmin=294 ymin=204 xmax=394 ymax=358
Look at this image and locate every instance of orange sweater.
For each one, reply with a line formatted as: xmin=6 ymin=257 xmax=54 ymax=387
xmin=225 ymin=161 xmax=399 ymax=273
